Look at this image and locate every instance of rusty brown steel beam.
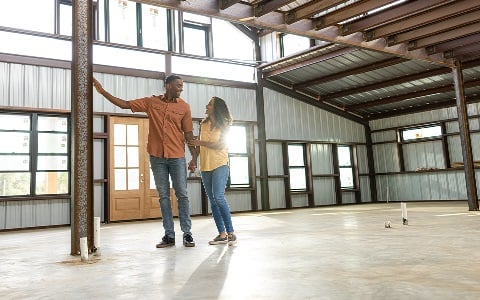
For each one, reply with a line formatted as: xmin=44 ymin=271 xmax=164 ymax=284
xmin=408 ymin=21 xmax=480 ymax=50
xmin=255 ymin=0 xmax=296 ymax=17
xmin=453 ymin=60 xmax=479 ymax=211
xmin=219 ymin=0 xmax=243 ymax=10
xmin=294 ymin=57 xmax=407 ymax=89
xmin=71 ymin=0 xmax=94 ymax=256
xmin=341 ymin=0 xmax=453 ymax=36
xmin=366 ymin=94 xmax=480 ymax=119
xmin=346 ymin=78 xmax=480 ymax=111
xmin=365 ymin=0 xmax=480 ymax=41
xmin=321 ymin=58 xmax=480 ymax=102
xmin=314 ymin=0 xmax=398 ymax=31
xmin=427 ymin=33 xmax=480 ymax=55
xmin=387 ymin=9 xmax=480 ymax=46
xmin=285 ymin=0 xmax=344 ymax=25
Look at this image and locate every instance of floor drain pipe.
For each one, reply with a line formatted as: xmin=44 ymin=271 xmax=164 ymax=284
xmin=80 ymin=237 xmax=88 ymax=262
xmin=401 ymin=202 xmax=408 ymax=225
xmin=94 ymin=217 xmax=101 ymax=256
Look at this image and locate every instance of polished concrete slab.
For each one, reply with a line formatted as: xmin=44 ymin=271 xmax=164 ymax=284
xmin=2 ymin=201 xmax=480 ymax=299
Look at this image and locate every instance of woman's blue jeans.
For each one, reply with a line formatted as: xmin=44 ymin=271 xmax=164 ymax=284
xmin=201 ymin=165 xmax=234 ymax=234
xmin=150 ymin=156 xmax=192 ymax=239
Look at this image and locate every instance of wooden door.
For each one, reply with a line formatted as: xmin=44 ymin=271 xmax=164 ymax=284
xmin=108 ymin=116 xmax=176 ymax=221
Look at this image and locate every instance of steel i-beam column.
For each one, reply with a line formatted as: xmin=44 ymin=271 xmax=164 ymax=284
xmin=71 ymin=0 xmax=94 ymax=255
xmin=453 ymin=59 xmax=479 ymax=211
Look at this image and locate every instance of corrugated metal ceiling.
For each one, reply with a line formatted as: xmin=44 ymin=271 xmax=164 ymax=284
xmin=141 ymin=0 xmax=480 ymax=122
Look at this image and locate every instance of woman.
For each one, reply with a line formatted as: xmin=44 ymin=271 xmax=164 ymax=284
xmin=188 ymin=97 xmax=237 ymax=246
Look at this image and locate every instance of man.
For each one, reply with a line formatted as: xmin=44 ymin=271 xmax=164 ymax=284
xmin=93 ymin=74 xmax=196 ymax=248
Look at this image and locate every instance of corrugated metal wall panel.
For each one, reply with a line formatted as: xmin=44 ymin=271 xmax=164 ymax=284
xmin=403 ymin=141 xmax=445 ymax=171
xmin=342 ymin=192 xmax=356 ymax=204
xmin=0 ymin=63 xmax=9 ymax=102
xmin=291 ymin=194 xmax=308 ymax=208
xmin=356 ymin=145 xmax=368 ymax=174
xmin=310 ymin=144 xmax=333 ymax=174
xmin=376 ymin=172 xmax=467 ymax=202
xmin=5 ymin=201 xmax=22 ymax=229
xmin=226 ymin=192 xmax=253 ymax=212
xmin=187 ymin=181 xmax=203 ymax=215
xmin=266 ymin=142 xmax=284 ymax=176
xmin=359 ymin=177 xmax=371 ymax=202
xmin=0 ymin=201 xmax=5 ymax=230
xmin=313 ymin=178 xmax=335 ymax=205
xmin=264 ymin=88 xmax=365 ymax=143
xmin=268 ymin=179 xmax=286 ymax=209
xmin=182 ymin=82 xmax=256 ymax=121
xmin=373 ymin=144 xmax=400 ymax=173
xmin=371 ymin=130 xmax=396 ymax=143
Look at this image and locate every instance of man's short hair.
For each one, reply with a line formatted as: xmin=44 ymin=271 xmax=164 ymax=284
xmin=165 ymin=74 xmax=182 ymax=85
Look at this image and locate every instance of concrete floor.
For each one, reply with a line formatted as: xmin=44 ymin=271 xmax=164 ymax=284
xmin=2 ymin=201 xmax=480 ymax=300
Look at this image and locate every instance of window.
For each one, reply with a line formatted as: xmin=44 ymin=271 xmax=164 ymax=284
xmin=108 ymin=0 xmax=138 ymax=46
xmin=57 ymin=0 xmax=99 ymax=38
xmin=337 ymin=145 xmax=355 ymax=189
xmin=0 ymin=113 xmax=69 ymax=197
xmin=141 ymin=5 xmax=168 ymax=50
xmin=288 ymin=144 xmax=307 ymax=191
xmin=0 ymin=0 xmax=55 ymax=33
xmin=400 ymin=125 xmax=442 ymax=141
xmin=227 ymin=125 xmax=250 ymax=187
xmin=182 ymin=12 xmax=211 ymax=56
xmin=212 ymin=19 xmax=254 ymax=61
xmin=280 ymin=33 xmax=311 ymax=57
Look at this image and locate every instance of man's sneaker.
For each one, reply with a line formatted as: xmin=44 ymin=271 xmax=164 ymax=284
xmin=227 ymin=233 xmax=237 ymax=246
xmin=156 ymin=236 xmax=175 ymax=248
xmin=208 ymin=234 xmax=228 ymax=245
xmin=183 ymin=233 xmax=195 ymax=247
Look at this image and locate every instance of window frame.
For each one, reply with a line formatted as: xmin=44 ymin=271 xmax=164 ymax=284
xmin=337 ymin=144 xmax=356 ymax=190
xmin=227 ymin=123 xmax=251 ymax=189
xmin=180 ymin=12 xmax=212 ymax=57
xmin=0 ymin=112 xmax=71 ymax=199
xmin=287 ymin=143 xmax=308 ymax=192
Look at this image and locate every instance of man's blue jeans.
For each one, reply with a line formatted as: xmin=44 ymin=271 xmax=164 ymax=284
xmin=150 ymin=156 xmax=192 ymax=239
xmin=201 ymin=165 xmax=234 ymax=234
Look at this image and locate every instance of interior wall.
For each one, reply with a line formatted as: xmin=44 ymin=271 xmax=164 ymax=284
xmin=370 ymin=104 xmax=480 ymax=202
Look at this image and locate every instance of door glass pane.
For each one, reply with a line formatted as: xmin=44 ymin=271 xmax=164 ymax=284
xmin=126 ymin=124 xmax=139 ymax=145
xmin=114 ymin=169 xmax=127 ymax=190
xmin=109 ymin=0 xmax=137 ymax=46
xmin=0 ymin=172 xmax=31 ymax=196
xmin=289 ymin=168 xmax=306 ymax=190
xmin=38 ymin=133 xmax=68 ymax=153
xmin=114 ymin=124 xmax=127 ymax=145
xmin=38 ymin=116 xmax=68 ymax=132
xmin=288 ymin=144 xmax=305 ymax=166
xmin=340 ymin=168 xmax=354 ymax=188
xmin=37 ymin=155 xmax=68 ymax=171
xmin=114 ymin=146 xmax=127 ymax=168
xmin=229 ymin=156 xmax=249 ymax=185
xmin=127 ymin=146 xmax=139 ymax=168
xmin=0 ymin=132 xmax=30 ymax=153
xmin=128 ymin=168 xmax=139 ymax=190
xmin=0 ymin=155 xmax=30 ymax=171
xmin=0 ymin=114 xmax=30 ymax=130
xmin=35 ymin=171 xmax=69 ymax=194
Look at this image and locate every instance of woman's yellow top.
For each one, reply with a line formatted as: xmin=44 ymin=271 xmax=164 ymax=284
xmin=199 ymin=121 xmax=228 ymax=171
